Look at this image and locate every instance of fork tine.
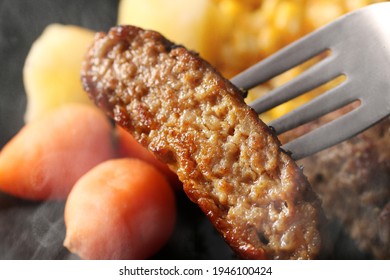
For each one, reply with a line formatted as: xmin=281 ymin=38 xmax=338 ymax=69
xmin=282 ymin=105 xmax=379 ymax=160
xmin=249 ymin=55 xmax=339 ymax=114
xmin=268 ymin=81 xmax=355 ymax=134
xmin=231 ymin=23 xmax=336 ymax=90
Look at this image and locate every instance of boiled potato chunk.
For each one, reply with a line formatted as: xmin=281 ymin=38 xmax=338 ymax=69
xmin=23 ymin=24 xmax=95 ymax=122
xmin=118 ymin=0 xmax=221 ymax=67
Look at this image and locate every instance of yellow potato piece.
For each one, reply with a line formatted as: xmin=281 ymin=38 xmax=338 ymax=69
xmin=118 ymin=0 xmax=221 ymax=67
xmin=23 ymin=24 xmax=95 ymax=123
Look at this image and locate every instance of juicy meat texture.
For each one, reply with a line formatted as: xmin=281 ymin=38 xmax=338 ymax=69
xmin=282 ymin=108 xmax=390 ymax=259
xmin=81 ymin=25 xmax=328 ymax=259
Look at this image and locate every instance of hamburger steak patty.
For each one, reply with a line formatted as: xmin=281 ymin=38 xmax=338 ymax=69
xmin=282 ymin=107 xmax=390 ymax=259
xmin=81 ymin=26 xmax=329 ymax=259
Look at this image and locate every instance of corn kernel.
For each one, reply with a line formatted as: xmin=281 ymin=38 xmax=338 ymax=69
xmin=274 ymin=1 xmax=303 ymax=35
xmin=306 ymin=1 xmax=344 ymax=29
xmin=345 ymin=0 xmax=373 ymax=10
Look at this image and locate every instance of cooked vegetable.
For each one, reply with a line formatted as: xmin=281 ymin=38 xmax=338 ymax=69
xmin=118 ymin=0 xmax=219 ymax=66
xmin=23 ymin=24 xmax=95 ymax=122
xmin=64 ymin=158 xmax=176 ymax=259
xmin=0 ymin=104 xmax=115 ymax=200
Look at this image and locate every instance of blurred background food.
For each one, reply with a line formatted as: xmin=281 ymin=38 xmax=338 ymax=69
xmin=0 ymin=0 xmax=388 ymax=259
xmin=23 ymin=25 xmax=95 ymax=123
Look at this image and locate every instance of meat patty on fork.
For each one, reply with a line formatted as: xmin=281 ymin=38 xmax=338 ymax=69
xmin=81 ymin=25 xmax=329 ymax=259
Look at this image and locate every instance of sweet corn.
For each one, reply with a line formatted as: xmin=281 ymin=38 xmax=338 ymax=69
xmin=214 ymin=0 xmax=386 ymax=119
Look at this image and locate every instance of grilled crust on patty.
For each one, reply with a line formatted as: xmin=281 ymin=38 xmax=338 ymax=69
xmin=81 ymin=25 xmax=329 ymax=259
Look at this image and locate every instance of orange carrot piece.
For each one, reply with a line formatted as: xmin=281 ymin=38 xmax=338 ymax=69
xmin=64 ymin=158 xmax=176 ymax=260
xmin=0 ymin=104 xmax=115 ymax=200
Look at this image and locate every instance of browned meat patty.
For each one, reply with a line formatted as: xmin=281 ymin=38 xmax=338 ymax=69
xmin=81 ymin=25 xmax=329 ymax=259
xmin=282 ymin=108 xmax=390 ymax=259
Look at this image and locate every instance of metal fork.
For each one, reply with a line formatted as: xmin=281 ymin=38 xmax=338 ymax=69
xmin=231 ymin=3 xmax=390 ymax=160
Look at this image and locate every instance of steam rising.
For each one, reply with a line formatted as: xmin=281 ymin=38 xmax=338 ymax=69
xmin=0 ymin=194 xmax=77 ymax=260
